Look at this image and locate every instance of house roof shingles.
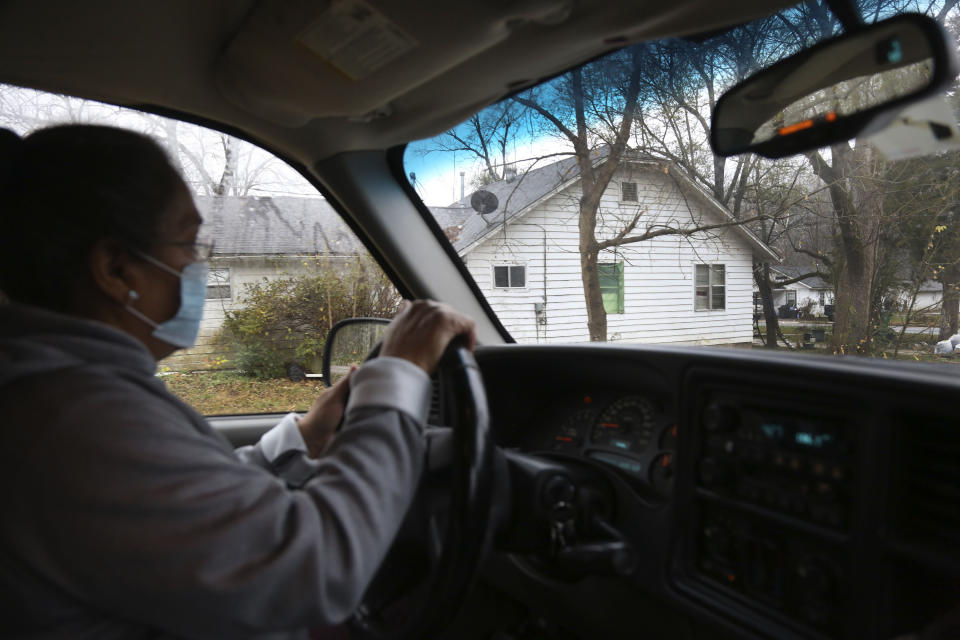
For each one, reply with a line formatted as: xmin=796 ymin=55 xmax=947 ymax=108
xmin=770 ymin=265 xmax=829 ymax=290
xmin=441 ymin=150 xmax=778 ymax=261
xmin=444 ymin=152 xmax=590 ymax=253
xmin=196 ymin=195 xmax=365 ymax=256
xmin=198 ymin=195 xmax=475 ymax=256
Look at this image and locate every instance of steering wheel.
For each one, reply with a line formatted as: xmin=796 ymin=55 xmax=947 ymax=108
xmin=348 ymin=340 xmax=497 ymax=639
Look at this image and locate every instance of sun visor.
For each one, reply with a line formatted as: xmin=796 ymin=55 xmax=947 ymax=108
xmin=215 ymin=0 xmax=574 ymax=126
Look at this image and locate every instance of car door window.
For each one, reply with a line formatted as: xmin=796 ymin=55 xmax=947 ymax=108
xmin=0 ymin=85 xmax=400 ymax=414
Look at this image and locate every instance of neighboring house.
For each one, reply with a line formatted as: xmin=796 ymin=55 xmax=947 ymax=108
xmin=759 ymin=266 xmax=833 ymax=317
xmin=441 ymin=152 xmax=779 ymax=345
xmin=899 ymin=279 xmax=943 ymax=312
xmin=756 ymin=269 xmax=952 ymax=320
xmin=162 ymin=196 xmax=368 ymax=371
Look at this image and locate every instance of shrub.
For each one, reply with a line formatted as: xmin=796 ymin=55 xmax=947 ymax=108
xmin=220 ymin=256 xmax=400 ymax=379
xmin=798 ymin=299 xmax=818 ymax=320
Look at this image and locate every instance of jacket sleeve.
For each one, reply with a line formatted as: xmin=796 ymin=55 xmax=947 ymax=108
xmin=235 ymin=357 xmax=432 ymax=488
xmin=234 ymin=412 xmax=323 ymax=487
xmin=6 ymin=357 xmax=431 ymax=638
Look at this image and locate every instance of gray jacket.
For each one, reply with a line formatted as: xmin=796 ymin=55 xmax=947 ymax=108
xmin=0 ymin=303 xmax=431 ymax=639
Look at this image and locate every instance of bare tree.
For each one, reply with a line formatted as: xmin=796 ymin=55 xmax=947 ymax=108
xmin=0 ymin=84 xmax=297 ymax=199
xmin=427 ymin=101 xmax=524 ymax=187
xmin=798 ymin=0 xmax=959 ymax=353
xmin=506 ymin=46 xmax=771 ymax=341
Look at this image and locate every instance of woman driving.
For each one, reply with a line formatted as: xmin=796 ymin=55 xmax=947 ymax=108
xmin=0 ymin=124 xmax=475 ymax=638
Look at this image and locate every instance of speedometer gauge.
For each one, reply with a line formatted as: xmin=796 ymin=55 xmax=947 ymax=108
xmin=591 ymin=396 xmax=657 ymax=452
xmin=550 ymin=408 xmax=593 ymax=452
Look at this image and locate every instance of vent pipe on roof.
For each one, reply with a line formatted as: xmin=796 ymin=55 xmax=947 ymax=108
xmin=504 ymin=166 xmax=517 ymax=182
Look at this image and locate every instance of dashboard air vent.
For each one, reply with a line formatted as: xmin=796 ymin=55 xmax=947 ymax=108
xmin=896 ymin=418 xmax=960 ymax=551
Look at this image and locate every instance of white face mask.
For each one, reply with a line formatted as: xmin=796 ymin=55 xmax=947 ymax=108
xmin=125 ymin=252 xmax=208 ymax=349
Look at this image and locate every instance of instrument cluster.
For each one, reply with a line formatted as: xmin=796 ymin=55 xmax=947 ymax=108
xmin=536 ymin=393 xmax=676 ymax=497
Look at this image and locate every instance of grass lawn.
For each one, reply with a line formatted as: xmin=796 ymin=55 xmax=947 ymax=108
xmin=755 ymin=323 xmax=960 ymax=364
xmin=163 ymin=370 xmax=325 ymax=415
xmin=888 ymin=312 xmax=940 ymax=327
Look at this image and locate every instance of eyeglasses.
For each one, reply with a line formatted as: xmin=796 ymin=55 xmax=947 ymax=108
xmin=155 ymin=241 xmax=216 ymax=262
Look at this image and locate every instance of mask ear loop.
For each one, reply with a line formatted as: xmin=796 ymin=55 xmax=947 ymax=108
xmin=125 ymin=290 xmax=160 ymax=330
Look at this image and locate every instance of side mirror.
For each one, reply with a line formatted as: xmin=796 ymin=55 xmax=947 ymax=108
xmin=711 ymin=14 xmax=958 ymax=158
xmin=321 ymin=317 xmax=390 ymax=388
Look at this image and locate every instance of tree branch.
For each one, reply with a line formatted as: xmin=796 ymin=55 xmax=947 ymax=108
xmin=512 ymin=95 xmax=579 ymax=148
xmin=770 ymin=271 xmax=821 ymax=287
xmin=792 ymin=245 xmax=834 ymax=267
xmin=597 ymin=214 xmax=769 ymax=250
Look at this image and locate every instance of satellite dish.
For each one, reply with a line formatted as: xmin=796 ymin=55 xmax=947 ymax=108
xmin=470 ymin=190 xmax=499 ymax=215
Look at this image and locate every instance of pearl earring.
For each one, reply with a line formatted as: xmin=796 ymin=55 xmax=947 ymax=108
xmin=128 ymin=290 xmax=140 ymax=302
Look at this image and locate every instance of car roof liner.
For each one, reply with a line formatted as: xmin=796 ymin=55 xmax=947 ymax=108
xmin=211 ymin=0 xmax=798 ymax=142
xmin=0 ymin=0 xmax=797 ymax=154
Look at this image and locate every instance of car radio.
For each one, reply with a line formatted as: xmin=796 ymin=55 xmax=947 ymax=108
xmin=687 ymin=386 xmax=858 ymax=636
xmin=695 ymin=396 xmax=855 ymax=529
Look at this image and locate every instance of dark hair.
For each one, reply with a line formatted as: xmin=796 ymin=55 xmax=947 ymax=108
xmin=0 ymin=124 xmax=183 ymax=311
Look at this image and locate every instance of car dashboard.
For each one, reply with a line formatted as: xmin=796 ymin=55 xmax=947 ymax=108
xmin=473 ymin=344 xmax=960 ymax=640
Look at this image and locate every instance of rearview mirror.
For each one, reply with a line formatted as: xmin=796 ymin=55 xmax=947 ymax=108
xmin=711 ymin=14 xmax=958 ymax=158
xmin=321 ymin=318 xmax=390 ymax=388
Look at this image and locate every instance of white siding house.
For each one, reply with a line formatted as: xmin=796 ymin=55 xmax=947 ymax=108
xmin=901 ymin=280 xmax=944 ymax=312
xmin=763 ymin=266 xmax=833 ymax=317
xmin=758 ymin=270 xmax=948 ymax=319
xmin=446 ymin=154 xmax=779 ymax=345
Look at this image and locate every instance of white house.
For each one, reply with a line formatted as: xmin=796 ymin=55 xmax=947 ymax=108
xmin=444 ymin=152 xmax=779 ymax=345
xmin=759 ymin=268 xmax=948 ymax=319
xmin=762 ymin=266 xmax=833 ymax=317
xmin=900 ymin=279 xmax=944 ymax=312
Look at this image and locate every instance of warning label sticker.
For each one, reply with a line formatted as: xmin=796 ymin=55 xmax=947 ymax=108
xmin=298 ymin=0 xmax=418 ymax=81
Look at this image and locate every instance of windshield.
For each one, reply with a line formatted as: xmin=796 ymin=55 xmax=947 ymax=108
xmin=404 ymin=1 xmax=960 ymax=366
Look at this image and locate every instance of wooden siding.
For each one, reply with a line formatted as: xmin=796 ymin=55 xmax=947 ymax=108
xmin=464 ymin=167 xmax=758 ymax=345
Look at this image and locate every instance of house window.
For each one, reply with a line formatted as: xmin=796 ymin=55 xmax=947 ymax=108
xmin=621 ymin=181 xmax=638 ymax=202
xmin=598 ymin=262 xmax=624 ymax=314
xmin=695 ymin=264 xmax=725 ymax=310
xmin=785 ymin=290 xmax=797 ymax=307
xmin=493 ymin=265 xmax=526 ymax=288
xmin=819 ymin=291 xmax=825 ymax=305
xmin=207 ymin=268 xmax=231 ymax=300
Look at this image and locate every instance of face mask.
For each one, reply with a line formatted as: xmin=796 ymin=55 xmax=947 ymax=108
xmin=125 ymin=253 xmax=209 ymax=349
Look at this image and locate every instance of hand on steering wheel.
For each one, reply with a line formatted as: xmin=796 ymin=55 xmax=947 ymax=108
xmin=379 ymin=300 xmax=478 ymax=374
xmin=348 ymin=301 xmax=496 ymax=640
